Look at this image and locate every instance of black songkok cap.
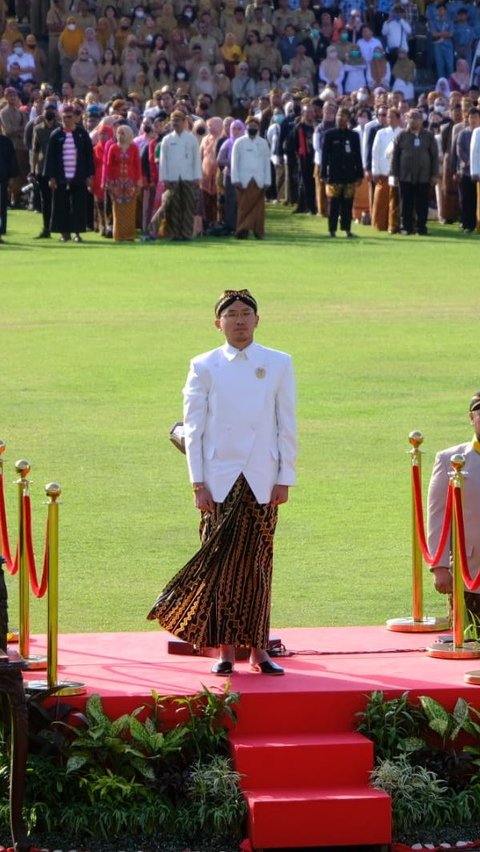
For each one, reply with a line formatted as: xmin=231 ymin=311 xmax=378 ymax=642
xmin=215 ymin=289 xmax=258 ymax=317
xmin=470 ymin=392 xmax=480 ymax=412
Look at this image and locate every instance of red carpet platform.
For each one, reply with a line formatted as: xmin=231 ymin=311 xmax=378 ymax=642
xmin=22 ymin=625 xmax=480 ymax=850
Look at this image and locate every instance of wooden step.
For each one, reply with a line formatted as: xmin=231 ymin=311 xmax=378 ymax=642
xmin=245 ymin=784 xmax=392 ymax=849
xmin=231 ymin=731 xmax=375 ymax=787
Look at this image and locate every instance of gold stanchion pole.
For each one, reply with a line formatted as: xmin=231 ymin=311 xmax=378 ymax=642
xmin=16 ymin=460 xmax=47 ymax=670
xmin=387 ymin=432 xmax=449 ymax=633
xmin=428 ymin=454 xmax=480 ymax=658
xmin=27 ymin=484 xmax=85 ymax=695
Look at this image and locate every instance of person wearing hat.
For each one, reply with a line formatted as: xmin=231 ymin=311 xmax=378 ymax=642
xmin=231 ymin=114 xmax=271 ymax=238
xmin=159 ymin=108 xmax=202 ymax=239
xmin=43 ymin=102 xmax=95 ymax=241
xmin=148 ymin=289 xmax=297 ymax=677
xmin=427 ymin=392 xmax=480 ymax=620
xmin=321 ymin=106 xmax=364 ymax=237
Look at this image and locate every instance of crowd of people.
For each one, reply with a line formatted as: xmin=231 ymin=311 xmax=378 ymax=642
xmin=1 ymin=0 xmax=480 ymax=241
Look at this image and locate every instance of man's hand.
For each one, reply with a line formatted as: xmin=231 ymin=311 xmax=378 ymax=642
xmin=269 ymin=484 xmax=289 ymax=507
xmin=193 ymin=484 xmax=215 ymax=512
xmin=432 ymin=566 xmax=453 ymax=594
xmin=49 ymin=178 xmax=57 ymax=190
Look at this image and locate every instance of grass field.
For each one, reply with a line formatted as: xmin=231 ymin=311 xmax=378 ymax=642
xmin=1 ymin=207 xmax=480 ymax=636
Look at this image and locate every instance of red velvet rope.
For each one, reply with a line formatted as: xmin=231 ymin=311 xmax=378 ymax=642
xmin=23 ymin=495 xmax=49 ymax=599
xmin=453 ymin=487 xmax=480 ymax=593
xmin=412 ymin=464 xmax=453 ymax=566
xmin=0 ymin=475 xmax=18 ymax=575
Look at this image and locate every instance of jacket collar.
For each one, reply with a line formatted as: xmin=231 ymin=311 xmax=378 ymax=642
xmin=222 ymin=340 xmax=259 ymax=362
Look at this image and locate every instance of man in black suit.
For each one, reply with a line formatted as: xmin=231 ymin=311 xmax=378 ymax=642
xmin=0 ymin=132 xmax=19 ymax=242
xmin=43 ymin=103 xmax=94 ymax=242
xmin=321 ymin=107 xmax=364 ymax=238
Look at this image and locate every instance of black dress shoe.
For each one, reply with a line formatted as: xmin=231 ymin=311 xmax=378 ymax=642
xmin=211 ymin=660 xmax=234 ymax=676
xmin=251 ymin=659 xmax=285 ymax=676
xmin=73 ymin=234 xmax=83 ymax=243
xmin=59 ymin=233 xmax=71 ymax=242
xmin=35 ymin=230 xmax=51 ymax=239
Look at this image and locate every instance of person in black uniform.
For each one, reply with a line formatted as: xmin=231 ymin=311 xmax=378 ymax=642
xmin=321 ymin=107 xmax=364 ymax=238
xmin=0 ymin=132 xmax=19 ymax=242
xmin=43 ymin=104 xmax=94 ymax=242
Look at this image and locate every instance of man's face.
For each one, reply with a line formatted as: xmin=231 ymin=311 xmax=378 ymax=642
xmin=470 ymin=409 xmax=480 ymax=437
xmin=215 ymin=300 xmax=259 ymax=349
xmin=62 ymin=112 xmax=76 ymax=130
xmin=387 ymin=108 xmax=400 ymax=128
xmin=172 ymin=114 xmax=186 ymax=133
xmin=407 ymin=110 xmax=422 ymax=131
xmin=161 ymin=92 xmax=173 ymax=111
xmin=336 ymin=110 xmax=348 ymax=129
xmin=6 ymin=90 xmax=17 ymax=106
xmin=469 ymin=111 xmax=480 ymax=130
xmin=324 ymin=104 xmax=336 ymax=122
xmin=303 ymin=104 xmax=314 ymax=124
xmin=377 ymin=108 xmax=388 ymax=126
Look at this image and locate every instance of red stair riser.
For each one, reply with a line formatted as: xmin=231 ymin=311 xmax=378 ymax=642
xmin=246 ymin=788 xmax=392 ymax=848
xmin=235 ymin=691 xmax=368 ymax=735
xmin=231 ymin=733 xmax=374 ymax=788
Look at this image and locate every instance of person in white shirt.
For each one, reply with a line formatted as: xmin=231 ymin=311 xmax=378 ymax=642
xmin=371 ymin=107 xmax=402 ymax=231
xmin=148 ymin=289 xmax=297 ymax=677
xmin=7 ymin=40 xmax=36 ymax=82
xmin=357 ymin=25 xmax=383 ymax=64
xmin=231 ymin=114 xmax=271 ymax=238
xmin=159 ymin=109 xmax=202 ymax=240
xmin=470 ymin=122 xmax=480 ymax=233
xmin=381 ymin=7 xmax=411 ymax=65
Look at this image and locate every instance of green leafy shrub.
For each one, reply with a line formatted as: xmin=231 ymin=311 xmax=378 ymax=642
xmin=0 ymin=684 xmax=245 ymax=845
xmin=355 ymin=690 xmax=426 ymax=760
xmin=370 ymin=754 xmax=452 ymax=832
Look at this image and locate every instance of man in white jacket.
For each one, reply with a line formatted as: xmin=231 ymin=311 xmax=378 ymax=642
xmin=148 ymin=289 xmax=297 ymax=677
xmin=428 ymin=392 xmax=480 ymax=619
xmin=159 ymin=109 xmax=202 ymax=240
xmin=371 ymin=107 xmax=402 ymax=232
xmin=469 ymin=120 xmax=480 ymax=233
xmin=231 ymin=115 xmax=271 ymax=239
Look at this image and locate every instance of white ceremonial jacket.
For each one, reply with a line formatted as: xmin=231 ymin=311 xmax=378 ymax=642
xmin=427 ymin=440 xmax=480 ymax=589
xmin=231 ymin=134 xmax=271 ymax=189
xmin=159 ymin=129 xmax=202 ymax=182
xmin=470 ymin=126 xmax=480 ymax=178
xmin=371 ymin=125 xmax=401 ymax=177
xmin=183 ymin=341 xmax=297 ymax=504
